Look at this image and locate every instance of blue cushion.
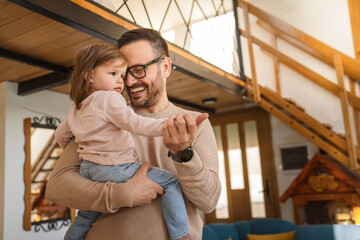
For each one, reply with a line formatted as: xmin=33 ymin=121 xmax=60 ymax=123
xmin=202 ymin=225 xmax=221 ymax=240
xmin=208 ymin=223 xmax=240 ymax=240
xmin=232 ymin=221 xmax=251 ymax=240
xmin=294 ymin=225 xmax=334 ymax=240
xmin=333 ymin=224 xmax=360 ymax=240
xmin=250 ymin=218 xmax=295 ymax=234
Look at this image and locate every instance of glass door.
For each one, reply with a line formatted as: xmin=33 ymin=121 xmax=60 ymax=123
xmin=206 ymin=108 xmax=280 ymax=223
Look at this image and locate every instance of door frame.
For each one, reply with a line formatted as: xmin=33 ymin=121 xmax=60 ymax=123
xmin=206 ymin=107 xmax=281 ymax=223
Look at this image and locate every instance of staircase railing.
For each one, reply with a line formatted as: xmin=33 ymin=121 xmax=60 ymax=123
xmin=236 ymin=0 xmax=360 ymax=171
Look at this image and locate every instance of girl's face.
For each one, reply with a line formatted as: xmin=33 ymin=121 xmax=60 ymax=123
xmin=89 ymin=59 xmax=127 ymax=93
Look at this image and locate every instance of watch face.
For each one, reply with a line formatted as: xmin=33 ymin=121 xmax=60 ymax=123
xmin=180 ymin=149 xmax=194 ymax=162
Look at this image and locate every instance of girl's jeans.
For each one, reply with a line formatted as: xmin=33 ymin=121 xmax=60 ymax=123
xmin=64 ymin=160 xmax=189 ymax=240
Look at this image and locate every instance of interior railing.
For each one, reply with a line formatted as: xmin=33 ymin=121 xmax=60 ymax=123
xmin=236 ymin=0 xmax=360 ymax=171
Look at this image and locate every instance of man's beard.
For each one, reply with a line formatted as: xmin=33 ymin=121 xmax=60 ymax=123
xmin=127 ymin=72 xmax=163 ymax=109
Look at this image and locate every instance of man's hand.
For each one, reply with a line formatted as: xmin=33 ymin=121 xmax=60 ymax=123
xmin=131 ymin=162 xmax=164 ymax=206
xmin=162 ymin=113 xmax=209 ymax=154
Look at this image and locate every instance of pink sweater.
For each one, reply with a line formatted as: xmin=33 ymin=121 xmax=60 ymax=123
xmin=55 ymin=91 xmax=166 ymax=165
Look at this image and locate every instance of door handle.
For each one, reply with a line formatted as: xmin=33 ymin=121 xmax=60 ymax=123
xmin=259 ymin=179 xmax=271 ymax=205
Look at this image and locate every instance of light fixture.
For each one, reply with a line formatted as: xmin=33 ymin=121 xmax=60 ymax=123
xmin=202 ymin=98 xmax=217 ymax=105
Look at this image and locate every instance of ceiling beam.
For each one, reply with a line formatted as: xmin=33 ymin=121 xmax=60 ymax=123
xmin=172 ymin=64 xmax=243 ymax=96
xmin=0 ymin=48 xmax=69 ymax=74
xmin=10 ymin=0 xmax=244 ymax=96
xmin=18 ymin=72 xmax=69 ymax=96
xmin=17 ymin=71 xmax=215 ymax=113
xmin=168 ymin=97 xmax=215 ymax=114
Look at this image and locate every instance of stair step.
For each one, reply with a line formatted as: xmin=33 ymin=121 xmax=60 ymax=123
xmin=284 ymin=98 xmax=305 ymax=112
xmin=322 ymin=123 xmax=333 ymax=130
xmin=337 ymin=133 xmax=346 ymax=139
xmin=40 ymin=168 xmax=53 ymax=172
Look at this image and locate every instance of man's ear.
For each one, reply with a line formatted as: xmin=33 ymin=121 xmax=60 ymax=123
xmin=162 ymin=57 xmax=172 ymax=79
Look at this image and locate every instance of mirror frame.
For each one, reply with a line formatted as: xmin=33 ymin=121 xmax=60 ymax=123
xmin=23 ymin=117 xmax=74 ymax=231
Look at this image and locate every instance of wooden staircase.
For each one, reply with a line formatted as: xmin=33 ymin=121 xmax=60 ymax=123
xmin=236 ymin=0 xmax=360 ymax=172
xmin=31 ymin=135 xmax=61 ymax=187
xmin=247 ymin=83 xmax=360 ymax=170
xmin=30 ymin=133 xmax=62 ymax=215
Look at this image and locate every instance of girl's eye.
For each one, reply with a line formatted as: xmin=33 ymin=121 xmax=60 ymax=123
xmin=110 ymin=72 xmax=116 ymax=76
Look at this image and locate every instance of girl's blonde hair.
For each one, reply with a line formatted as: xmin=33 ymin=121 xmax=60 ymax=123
xmin=69 ymin=43 xmax=125 ymax=109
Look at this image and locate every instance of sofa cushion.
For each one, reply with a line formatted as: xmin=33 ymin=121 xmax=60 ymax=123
xmin=247 ymin=231 xmax=294 ymax=240
xmin=232 ymin=221 xmax=251 ymax=240
xmin=294 ymin=225 xmax=334 ymax=240
xmin=208 ymin=223 xmax=240 ymax=240
xmin=250 ymin=218 xmax=296 ymax=235
xmin=203 ymin=225 xmax=222 ymax=240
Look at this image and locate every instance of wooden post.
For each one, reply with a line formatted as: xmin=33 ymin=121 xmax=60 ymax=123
xmin=349 ymin=79 xmax=360 ymax=146
xmin=333 ymin=53 xmax=358 ymax=170
xmin=23 ymin=118 xmax=32 ymax=231
xmin=243 ymin=3 xmax=261 ymax=102
xmin=348 ymin=0 xmax=360 ymax=163
xmin=270 ymin=33 xmax=281 ymax=95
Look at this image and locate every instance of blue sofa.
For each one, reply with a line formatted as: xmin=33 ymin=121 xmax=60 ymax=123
xmin=202 ymin=218 xmax=360 ymax=240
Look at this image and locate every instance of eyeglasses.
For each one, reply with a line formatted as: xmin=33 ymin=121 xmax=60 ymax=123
xmin=124 ymin=56 xmax=165 ymax=80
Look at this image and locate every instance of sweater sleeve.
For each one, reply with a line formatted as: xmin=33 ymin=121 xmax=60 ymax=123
xmin=45 ymin=139 xmax=134 ymax=213
xmin=55 ymin=119 xmax=74 ymax=149
xmin=173 ymin=118 xmax=222 ymax=214
xmin=105 ymin=93 xmax=166 ymax=137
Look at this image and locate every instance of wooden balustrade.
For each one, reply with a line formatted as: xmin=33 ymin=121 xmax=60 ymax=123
xmin=237 ymin=0 xmax=360 ymax=170
xmin=237 ymin=0 xmax=360 ymax=82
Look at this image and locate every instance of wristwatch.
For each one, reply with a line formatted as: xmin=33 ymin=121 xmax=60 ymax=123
xmin=168 ymin=147 xmax=194 ymax=163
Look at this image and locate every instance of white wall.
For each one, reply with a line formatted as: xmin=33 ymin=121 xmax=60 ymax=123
xmin=271 ymin=116 xmax=318 ymax=222
xmin=1 ymin=82 xmax=71 ymax=240
xmin=0 ymin=83 xmax=6 ymax=240
xmin=248 ymin=0 xmax=354 ymax=56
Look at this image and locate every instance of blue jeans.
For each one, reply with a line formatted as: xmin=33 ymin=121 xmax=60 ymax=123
xmin=64 ymin=160 xmax=189 ymax=240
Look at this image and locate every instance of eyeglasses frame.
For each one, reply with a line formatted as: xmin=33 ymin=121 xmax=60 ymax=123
xmin=124 ymin=56 xmax=165 ymax=80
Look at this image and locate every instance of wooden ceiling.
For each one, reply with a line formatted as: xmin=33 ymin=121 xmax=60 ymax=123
xmin=0 ymin=0 xmax=250 ymax=114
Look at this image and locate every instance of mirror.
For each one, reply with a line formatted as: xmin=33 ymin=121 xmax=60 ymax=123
xmin=23 ymin=116 xmax=73 ymax=232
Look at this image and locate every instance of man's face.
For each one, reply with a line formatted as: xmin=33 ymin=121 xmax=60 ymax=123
xmin=120 ymin=40 xmax=165 ymax=109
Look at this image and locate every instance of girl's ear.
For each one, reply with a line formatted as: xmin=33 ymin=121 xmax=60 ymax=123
xmin=84 ymin=70 xmax=94 ymax=82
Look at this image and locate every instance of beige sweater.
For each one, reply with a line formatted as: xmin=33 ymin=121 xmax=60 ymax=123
xmin=46 ymin=103 xmax=221 ymax=240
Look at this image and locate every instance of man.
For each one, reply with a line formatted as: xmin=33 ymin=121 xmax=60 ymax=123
xmin=46 ymin=28 xmax=221 ymax=239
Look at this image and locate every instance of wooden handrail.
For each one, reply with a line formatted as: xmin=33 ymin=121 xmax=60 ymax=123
xmin=240 ymin=30 xmax=360 ymax=110
xmin=237 ymin=0 xmax=360 ymax=83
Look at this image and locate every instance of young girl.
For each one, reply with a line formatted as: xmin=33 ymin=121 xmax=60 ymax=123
xmin=55 ymin=43 xmax=193 ymax=240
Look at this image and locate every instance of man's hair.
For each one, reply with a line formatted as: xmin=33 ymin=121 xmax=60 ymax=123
xmin=69 ymin=43 xmax=125 ymax=109
xmin=117 ymin=28 xmax=169 ymax=57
